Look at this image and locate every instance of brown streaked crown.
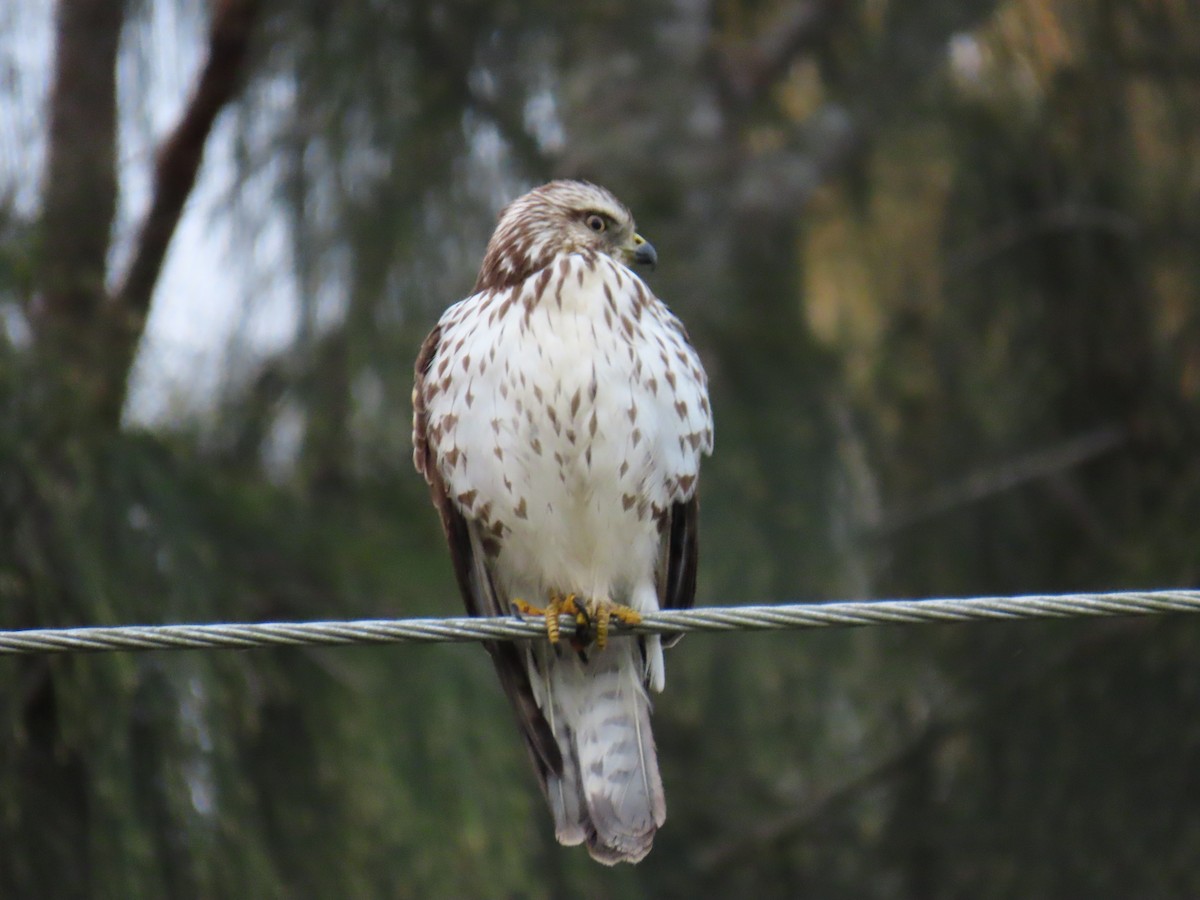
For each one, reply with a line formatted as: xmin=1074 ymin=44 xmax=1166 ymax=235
xmin=473 ymin=181 xmax=637 ymax=293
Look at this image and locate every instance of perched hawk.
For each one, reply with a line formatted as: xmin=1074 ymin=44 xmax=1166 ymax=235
xmin=412 ymin=181 xmax=713 ymax=864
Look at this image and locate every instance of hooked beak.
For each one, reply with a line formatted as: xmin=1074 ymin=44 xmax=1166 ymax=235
xmin=631 ymin=232 xmax=657 ymax=271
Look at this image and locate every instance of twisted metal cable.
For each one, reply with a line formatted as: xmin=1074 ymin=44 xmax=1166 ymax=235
xmin=0 ymin=589 xmax=1197 ymax=656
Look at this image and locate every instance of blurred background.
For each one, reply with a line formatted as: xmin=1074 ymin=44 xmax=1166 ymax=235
xmin=3 ymin=0 xmax=1200 ymax=896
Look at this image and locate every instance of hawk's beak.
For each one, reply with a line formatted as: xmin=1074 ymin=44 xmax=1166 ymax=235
xmin=631 ymin=233 xmax=657 ymax=271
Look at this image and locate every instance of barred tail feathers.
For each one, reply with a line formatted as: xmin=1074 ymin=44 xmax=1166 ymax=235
xmin=533 ymin=641 xmax=665 ymax=864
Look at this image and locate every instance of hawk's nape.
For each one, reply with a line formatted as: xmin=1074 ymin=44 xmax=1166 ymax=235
xmin=412 ymin=180 xmax=713 ymax=864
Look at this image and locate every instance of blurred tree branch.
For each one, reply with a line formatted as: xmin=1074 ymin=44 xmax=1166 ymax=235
xmin=871 ymin=424 xmax=1128 ymax=536
xmin=694 ymin=615 xmax=1158 ymax=874
xmin=108 ymin=0 xmax=263 ymax=421
xmin=946 ymin=204 xmax=1140 ymax=276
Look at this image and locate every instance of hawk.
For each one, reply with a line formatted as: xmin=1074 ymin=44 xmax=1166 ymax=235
xmin=412 ymin=181 xmax=713 ymax=864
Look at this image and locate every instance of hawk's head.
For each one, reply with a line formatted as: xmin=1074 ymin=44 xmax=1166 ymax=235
xmin=474 ymin=180 xmax=657 ymax=292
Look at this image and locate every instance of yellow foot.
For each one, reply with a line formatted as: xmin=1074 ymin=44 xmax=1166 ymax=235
xmin=512 ymin=593 xmax=579 ymax=644
xmin=580 ymin=598 xmax=642 ymax=650
xmin=513 ymin=594 xmax=640 ymax=648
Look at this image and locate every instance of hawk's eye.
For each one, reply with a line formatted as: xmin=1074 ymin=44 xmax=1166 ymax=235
xmin=585 ymin=214 xmax=606 ymax=233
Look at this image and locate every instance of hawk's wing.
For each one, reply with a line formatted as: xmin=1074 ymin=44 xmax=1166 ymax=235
xmin=662 ymin=496 xmax=699 ymax=612
xmin=655 ymin=494 xmax=699 ymax=653
xmin=657 ymin=312 xmax=706 ymax=640
xmin=413 ymin=324 xmax=563 ymax=790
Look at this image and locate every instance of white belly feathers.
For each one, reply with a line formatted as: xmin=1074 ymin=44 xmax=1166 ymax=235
xmin=425 ymin=250 xmax=712 ymax=606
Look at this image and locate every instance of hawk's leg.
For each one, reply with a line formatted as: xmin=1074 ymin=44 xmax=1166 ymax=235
xmin=576 ymin=597 xmax=643 ymax=650
xmin=512 ymin=592 xmax=581 ymax=644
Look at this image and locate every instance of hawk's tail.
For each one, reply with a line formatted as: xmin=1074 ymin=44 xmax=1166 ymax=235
xmin=536 ymin=638 xmax=666 ymax=865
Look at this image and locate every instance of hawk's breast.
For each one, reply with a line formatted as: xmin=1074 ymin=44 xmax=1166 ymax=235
xmin=424 ymin=251 xmax=712 ymax=598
